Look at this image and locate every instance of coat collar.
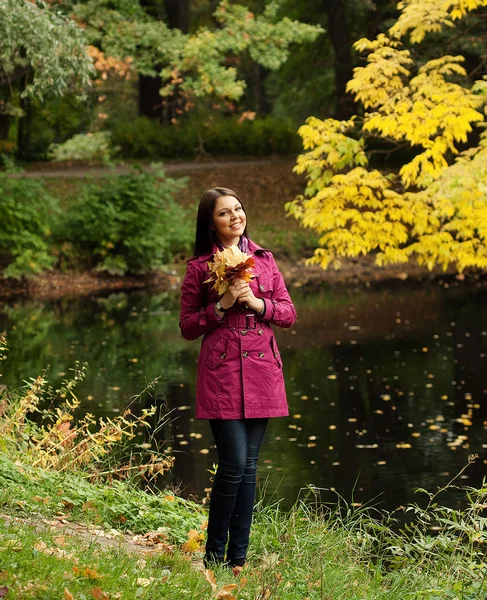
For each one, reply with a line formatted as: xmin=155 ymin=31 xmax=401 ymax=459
xmin=196 ymin=238 xmax=267 ymax=262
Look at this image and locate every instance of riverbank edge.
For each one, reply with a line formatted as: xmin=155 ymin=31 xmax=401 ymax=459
xmin=0 ymin=451 xmax=483 ymax=599
xmin=1 ymin=255 xmax=484 ymax=302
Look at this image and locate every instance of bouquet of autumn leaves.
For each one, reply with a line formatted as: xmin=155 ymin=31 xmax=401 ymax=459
xmin=204 ymin=245 xmax=255 ymax=295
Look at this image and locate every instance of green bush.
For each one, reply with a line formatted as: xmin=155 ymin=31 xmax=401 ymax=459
xmin=48 ymin=131 xmax=116 ymax=163
xmin=60 ymin=165 xmax=193 ymax=275
xmin=0 ymin=176 xmax=58 ymax=279
xmin=109 ymin=115 xmax=301 ymax=159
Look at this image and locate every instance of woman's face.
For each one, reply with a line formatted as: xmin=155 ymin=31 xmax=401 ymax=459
xmin=212 ymin=195 xmax=246 ymax=247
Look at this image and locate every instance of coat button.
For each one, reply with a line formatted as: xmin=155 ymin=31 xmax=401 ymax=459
xmin=259 ymin=284 xmax=265 ymax=292
xmin=241 ymin=329 xmax=247 ymax=335
xmin=258 ymin=329 xmax=263 ymax=335
xmin=242 ymin=351 xmax=248 ymax=358
xmin=259 ymin=352 xmax=264 ymax=358
xmin=220 ymin=352 xmax=226 ymax=359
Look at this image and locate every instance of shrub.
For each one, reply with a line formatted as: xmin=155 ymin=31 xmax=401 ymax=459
xmin=48 ymin=131 xmax=115 ymax=163
xmin=109 ymin=115 xmax=301 ymax=159
xmin=0 ymin=176 xmax=58 ymax=279
xmin=61 ymin=165 xmax=193 ymax=275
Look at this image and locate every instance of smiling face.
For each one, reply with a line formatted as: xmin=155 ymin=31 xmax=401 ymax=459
xmin=212 ymin=195 xmax=247 ymax=247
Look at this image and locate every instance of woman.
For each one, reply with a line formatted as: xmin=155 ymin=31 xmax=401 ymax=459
xmin=179 ymin=187 xmax=296 ymax=571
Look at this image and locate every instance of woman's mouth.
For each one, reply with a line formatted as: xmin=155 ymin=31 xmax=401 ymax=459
xmin=230 ymin=222 xmax=243 ymax=230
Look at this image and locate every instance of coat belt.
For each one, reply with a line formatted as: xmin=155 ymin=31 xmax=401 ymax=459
xmin=219 ymin=313 xmax=257 ymax=329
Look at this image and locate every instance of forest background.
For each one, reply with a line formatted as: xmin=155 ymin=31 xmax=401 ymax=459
xmin=1 ymin=0 xmax=487 ymax=284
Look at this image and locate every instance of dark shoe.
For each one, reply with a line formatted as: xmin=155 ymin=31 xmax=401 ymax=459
xmin=226 ymin=557 xmax=246 ymax=568
xmin=203 ymin=553 xmax=225 ymax=569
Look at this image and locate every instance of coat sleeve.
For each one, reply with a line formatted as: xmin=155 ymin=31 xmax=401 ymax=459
xmin=179 ymin=259 xmax=223 ymax=341
xmin=258 ymin=255 xmax=297 ymax=329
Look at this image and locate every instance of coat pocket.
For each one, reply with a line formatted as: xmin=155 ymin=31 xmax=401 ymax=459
xmin=255 ymin=272 xmax=274 ymax=299
xmin=270 ymin=336 xmax=282 ymax=369
xmin=204 ymin=336 xmax=228 ymax=370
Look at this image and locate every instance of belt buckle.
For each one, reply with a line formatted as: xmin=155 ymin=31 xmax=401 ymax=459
xmin=245 ymin=313 xmax=256 ymax=330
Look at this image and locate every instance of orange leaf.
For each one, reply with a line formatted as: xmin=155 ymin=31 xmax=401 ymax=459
xmin=91 ymin=588 xmax=109 ymax=600
xmin=84 ymin=568 xmax=101 ymax=580
xmin=205 ymin=569 xmax=217 ymax=592
xmin=216 ymin=583 xmax=238 ymax=598
xmin=64 ymin=590 xmax=74 ymax=600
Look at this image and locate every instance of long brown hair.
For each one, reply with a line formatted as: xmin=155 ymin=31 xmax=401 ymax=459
xmin=193 ymin=187 xmax=249 ymax=256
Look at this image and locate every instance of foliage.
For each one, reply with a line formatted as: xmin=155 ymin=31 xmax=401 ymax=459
xmin=72 ymin=0 xmax=323 ymax=104
xmin=287 ymin=0 xmax=487 ymax=273
xmin=0 ymin=335 xmax=173 ymax=483
xmin=110 ymin=114 xmax=301 ymax=158
xmin=0 ymin=175 xmax=58 ymax=279
xmin=0 ymin=0 xmax=93 ymax=112
xmin=48 ymin=131 xmax=116 ymax=163
xmin=60 ymin=166 xmax=192 ymax=275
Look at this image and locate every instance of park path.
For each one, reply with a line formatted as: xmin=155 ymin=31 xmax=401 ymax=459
xmin=10 ymin=157 xmax=293 ymax=178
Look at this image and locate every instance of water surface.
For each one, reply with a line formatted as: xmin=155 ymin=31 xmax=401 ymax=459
xmin=1 ymin=278 xmax=486 ymax=513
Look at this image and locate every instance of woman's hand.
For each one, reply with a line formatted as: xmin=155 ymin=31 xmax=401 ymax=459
xmin=233 ymin=280 xmax=264 ymax=313
xmin=220 ymin=279 xmax=263 ymax=313
xmin=219 ymin=279 xmax=248 ymax=310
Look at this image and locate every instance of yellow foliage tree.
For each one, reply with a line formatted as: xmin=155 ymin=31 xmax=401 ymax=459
xmin=286 ymin=0 xmax=487 ymax=272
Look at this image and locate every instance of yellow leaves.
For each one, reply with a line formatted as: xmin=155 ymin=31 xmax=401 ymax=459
xmin=391 ymin=0 xmax=487 ymax=44
xmin=181 ymin=529 xmax=204 ymax=553
xmin=205 ymin=246 xmax=255 ymax=295
xmin=290 ymin=0 xmax=487 ymax=274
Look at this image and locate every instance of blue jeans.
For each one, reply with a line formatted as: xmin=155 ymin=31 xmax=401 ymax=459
xmin=205 ymin=418 xmax=268 ymax=565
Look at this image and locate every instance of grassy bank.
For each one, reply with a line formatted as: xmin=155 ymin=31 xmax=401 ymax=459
xmin=1 ymin=334 xmax=486 ymax=599
xmin=2 ymin=452 xmax=487 ymax=599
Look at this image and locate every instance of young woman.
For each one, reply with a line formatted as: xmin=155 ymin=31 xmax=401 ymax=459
xmin=179 ymin=187 xmax=296 ymax=571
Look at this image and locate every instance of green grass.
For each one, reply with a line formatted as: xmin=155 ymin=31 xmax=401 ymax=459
xmin=0 ymin=517 xmax=208 ymax=600
xmin=1 ymin=347 xmax=486 ymax=599
xmin=1 ymin=452 xmax=487 ymax=599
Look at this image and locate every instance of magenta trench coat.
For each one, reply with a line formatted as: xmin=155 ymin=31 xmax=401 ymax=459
xmin=179 ymin=239 xmax=297 ymax=420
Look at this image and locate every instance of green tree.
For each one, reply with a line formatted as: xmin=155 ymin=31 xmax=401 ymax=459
xmin=0 ymin=0 xmax=93 ymax=153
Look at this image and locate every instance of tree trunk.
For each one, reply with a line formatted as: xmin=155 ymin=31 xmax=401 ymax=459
xmin=251 ymin=63 xmax=271 ymax=115
xmin=164 ymin=0 xmax=189 ymax=33
xmin=138 ymin=0 xmax=189 ymax=121
xmin=322 ymin=0 xmax=356 ymax=119
xmin=0 ymin=87 xmax=9 ymax=141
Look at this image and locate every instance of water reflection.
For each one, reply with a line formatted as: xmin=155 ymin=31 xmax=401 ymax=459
xmin=1 ymin=279 xmax=486 ymax=512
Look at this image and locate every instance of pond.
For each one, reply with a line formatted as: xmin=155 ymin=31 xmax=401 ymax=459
xmin=1 ymin=278 xmax=486 ymax=515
